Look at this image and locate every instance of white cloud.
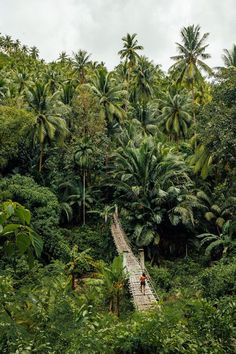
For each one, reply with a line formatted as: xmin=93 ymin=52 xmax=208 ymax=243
xmin=0 ymin=0 xmax=235 ymax=71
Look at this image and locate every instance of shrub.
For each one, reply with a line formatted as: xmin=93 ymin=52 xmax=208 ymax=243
xmin=0 ymin=106 xmax=35 ymax=170
xmin=199 ymin=260 xmax=236 ymax=299
xmin=0 ymin=175 xmax=70 ymax=261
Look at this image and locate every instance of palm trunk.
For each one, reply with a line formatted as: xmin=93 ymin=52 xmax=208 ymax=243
xmin=116 ymin=291 xmax=120 ymax=317
xmin=72 ymin=272 xmax=76 ymax=290
xmin=39 ymin=143 xmax=44 ymax=172
xmin=39 ymin=144 xmax=44 ymax=172
xmin=191 ymin=83 xmax=197 ymax=149
xmin=83 ymin=171 xmax=86 ymax=225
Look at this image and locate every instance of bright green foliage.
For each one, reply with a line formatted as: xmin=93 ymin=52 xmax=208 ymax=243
xmin=131 ymin=56 xmax=155 ymax=103
xmin=110 ymin=137 xmax=197 ymax=251
xmin=189 ymin=142 xmax=213 ymax=179
xmin=158 ymin=89 xmax=192 ymax=141
xmin=170 ymin=24 xmax=212 ymax=85
xmin=88 ymin=68 xmax=127 ymax=130
xmin=199 ymin=259 xmax=236 ymax=299
xmin=72 ymin=49 xmax=91 ymax=83
xmin=26 ymin=81 xmax=68 ymax=171
xmin=118 ymin=33 xmax=144 ymax=68
xmin=195 ymin=68 xmax=236 ymax=177
xmin=0 ymin=106 xmax=35 ymax=169
xmin=0 ymin=29 xmax=236 ymax=353
xmin=0 ymin=200 xmax=43 ymax=264
xmin=0 ymin=175 xmax=70 ymax=260
xmin=198 ymin=220 xmax=236 ymax=258
xmin=102 ymin=255 xmax=127 ymax=315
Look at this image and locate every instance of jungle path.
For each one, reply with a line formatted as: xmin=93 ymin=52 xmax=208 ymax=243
xmin=111 ymin=214 xmax=158 ymax=311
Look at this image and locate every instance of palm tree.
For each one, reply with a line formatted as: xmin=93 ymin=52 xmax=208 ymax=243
xmin=60 ymin=80 xmax=76 ymax=106
xmin=74 ymin=139 xmax=94 ymax=224
xmin=21 ymin=45 xmax=29 ymax=55
xmin=157 ymin=89 xmax=192 ymax=142
xmin=222 ymin=44 xmax=236 ymax=67
xmin=133 ymin=103 xmax=158 ymax=135
xmin=102 ymin=256 xmax=127 ymax=316
xmin=14 ymin=69 xmax=29 ymax=94
xmin=88 ymin=68 xmax=127 ymax=132
xmin=197 ymin=191 xmax=236 ymax=234
xmin=72 ymin=50 xmax=91 ymax=83
xmin=197 ymin=220 xmax=236 ymax=259
xmin=57 ymin=51 xmax=70 ymax=64
xmin=26 ymin=82 xmax=67 ymax=171
xmin=118 ymin=33 xmax=143 ymax=67
xmin=131 ymin=56 xmax=155 ymax=104
xmin=170 ymin=25 xmax=212 ymax=128
xmin=118 ymin=33 xmax=143 ymax=86
xmin=170 ymin=25 xmax=212 ymax=84
xmin=30 ymin=46 xmax=39 ymax=59
xmin=189 ymin=141 xmax=213 ymax=179
xmin=3 ymin=35 xmax=13 ymax=53
xmin=111 ymin=137 xmax=193 ymax=250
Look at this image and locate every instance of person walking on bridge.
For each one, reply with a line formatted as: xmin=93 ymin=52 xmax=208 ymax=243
xmin=140 ymin=272 xmax=147 ymax=295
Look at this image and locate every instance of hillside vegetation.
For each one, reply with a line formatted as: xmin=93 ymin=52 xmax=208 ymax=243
xmin=0 ymin=27 xmax=235 ymax=353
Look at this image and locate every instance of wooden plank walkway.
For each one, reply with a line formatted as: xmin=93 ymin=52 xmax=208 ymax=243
xmin=111 ymin=214 xmax=158 ymax=311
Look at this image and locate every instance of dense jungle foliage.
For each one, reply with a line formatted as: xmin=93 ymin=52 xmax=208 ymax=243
xmin=0 ymin=25 xmax=236 ymax=353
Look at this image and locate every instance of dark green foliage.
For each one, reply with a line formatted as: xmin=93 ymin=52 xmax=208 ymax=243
xmin=0 ymin=29 xmax=236 ymax=353
xmin=0 ymin=175 xmax=70 ymax=261
xmin=69 ymin=224 xmax=116 ymax=262
xmin=0 ymin=106 xmax=35 ymax=170
xmin=199 ymin=260 xmax=236 ymax=299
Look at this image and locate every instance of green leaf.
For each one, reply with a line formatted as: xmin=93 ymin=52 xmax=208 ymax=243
xmin=5 ymin=204 xmax=15 ymax=217
xmin=4 ymin=241 xmax=15 ymax=257
xmin=16 ymin=232 xmax=31 ymax=255
xmin=30 ymin=231 xmax=43 ymax=257
xmin=16 ymin=205 xmax=31 ymax=225
xmin=2 ymin=223 xmax=21 ymax=235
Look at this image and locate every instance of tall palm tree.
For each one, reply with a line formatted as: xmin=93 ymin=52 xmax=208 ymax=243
xmin=26 ymin=82 xmax=67 ymax=171
xmin=74 ymin=139 xmax=94 ymax=224
xmin=72 ymin=50 xmax=91 ymax=83
xmin=3 ymin=35 xmax=13 ymax=53
xmin=170 ymin=25 xmax=212 ymax=128
xmin=111 ymin=138 xmax=193 ymax=249
xmin=170 ymin=25 xmax=212 ymax=85
xmin=102 ymin=256 xmax=127 ymax=316
xmin=222 ymin=44 xmax=236 ymax=67
xmin=118 ymin=33 xmax=143 ymax=67
xmin=158 ymin=89 xmax=192 ymax=142
xmin=88 ymin=68 xmax=127 ymax=132
xmin=30 ymin=46 xmax=39 ymax=59
xmin=57 ymin=51 xmax=70 ymax=64
xmin=60 ymin=80 xmax=76 ymax=106
xmin=118 ymin=33 xmax=143 ymax=86
xmin=131 ymin=56 xmax=155 ymax=104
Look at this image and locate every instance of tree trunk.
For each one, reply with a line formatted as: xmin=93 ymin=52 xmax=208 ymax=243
xmin=72 ymin=272 xmax=76 ymax=290
xmin=83 ymin=171 xmax=86 ymax=225
xmin=116 ymin=292 xmax=120 ymax=317
xmin=191 ymin=83 xmax=197 ymax=149
xmin=39 ymin=143 xmax=44 ymax=172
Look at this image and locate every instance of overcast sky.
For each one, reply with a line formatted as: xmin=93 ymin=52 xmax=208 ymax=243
xmin=0 ymin=0 xmax=235 ymax=71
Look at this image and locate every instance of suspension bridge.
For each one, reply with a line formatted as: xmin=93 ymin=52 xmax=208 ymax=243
xmin=111 ymin=214 xmax=158 ymax=311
